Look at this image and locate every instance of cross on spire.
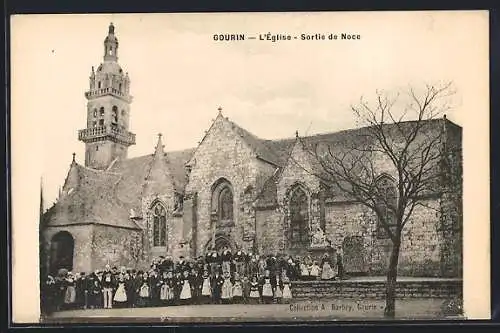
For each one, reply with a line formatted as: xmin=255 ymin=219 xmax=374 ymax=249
xmin=218 ymin=106 xmax=223 ymax=113
xmin=72 ymin=152 xmax=76 ymax=162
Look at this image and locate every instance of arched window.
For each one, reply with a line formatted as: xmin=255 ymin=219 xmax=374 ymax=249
xmin=99 ymin=107 xmax=105 ymax=117
xmin=219 ymin=186 xmax=233 ymax=220
xmin=112 ymin=106 xmax=118 ymax=124
xmin=289 ymin=186 xmax=309 ymax=246
xmin=98 ymin=81 xmax=101 ymax=89
xmin=376 ymin=176 xmax=398 ymax=239
xmin=152 ymin=202 xmax=167 ymax=247
xmin=211 ymin=179 xmax=234 ymax=226
xmin=93 ymin=108 xmax=97 ymax=118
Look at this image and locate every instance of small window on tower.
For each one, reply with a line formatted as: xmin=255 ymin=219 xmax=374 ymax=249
xmin=92 ymin=121 xmax=97 ymax=128
xmin=99 ymin=107 xmax=105 ymax=116
xmin=96 ymin=146 xmax=99 ymax=151
xmin=93 ymin=109 xmax=97 ymax=117
xmin=99 ymin=119 xmax=104 ymax=126
xmin=98 ymin=81 xmax=101 ymax=89
xmin=112 ymin=106 xmax=118 ymax=123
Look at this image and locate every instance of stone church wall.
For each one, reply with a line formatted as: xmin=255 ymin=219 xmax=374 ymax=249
xmin=255 ymin=209 xmax=284 ymax=255
xmin=184 ymin=116 xmax=276 ymax=256
xmin=91 ymin=224 xmax=143 ymax=271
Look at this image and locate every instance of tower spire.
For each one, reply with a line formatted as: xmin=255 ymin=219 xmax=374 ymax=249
xmin=104 ymin=22 xmax=118 ymax=61
xmin=80 ymin=22 xmax=135 ymax=170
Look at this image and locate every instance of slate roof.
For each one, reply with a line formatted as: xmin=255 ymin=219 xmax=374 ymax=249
xmin=44 ymin=148 xmax=195 ymax=229
xmin=254 ymin=118 xmax=450 ymax=207
xmin=226 ymin=119 xmax=284 ymax=167
xmin=44 ymin=117 xmax=456 ymax=228
xmin=43 ymin=164 xmax=142 ymax=230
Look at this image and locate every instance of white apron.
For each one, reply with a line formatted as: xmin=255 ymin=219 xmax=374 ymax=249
xmin=282 ymin=282 xmax=292 ymax=299
xmin=114 ymin=282 xmax=127 ymax=302
xmin=180 ymin=279 xmax=192 ymax=300
xmin=232 ymin=281 xmax=243 ymax=297
xmin=262 ymin=278 xmax=273 ymax=297
xmin=221 ymin=278 xmax=233 ymax=299
xmin=201 ymin=278 xmax=211 ymax=296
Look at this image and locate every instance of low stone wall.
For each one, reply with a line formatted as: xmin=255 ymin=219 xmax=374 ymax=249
xmin=291 ymin=279 xmax=462 ymax=300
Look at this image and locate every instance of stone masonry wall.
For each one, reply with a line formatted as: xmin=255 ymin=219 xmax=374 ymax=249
xmin=291 ymin=279 xmax=462 ymax=300
xmin=140 ymin=193 xmax=178 ymax=262
xmin=323 ymin=198 xmax=442 ymax=276
xmin=398 ymin=198 xmax=442 ymax=276
xmin=255 ymin=208 xmax=283 ymax=255
xmin=184 ymin=115 xmax=276 ymax=256
xmin=91 ymin=224 xmax=143 ymax=271
xmin=276 ymin=140 xmax=321 ymax=253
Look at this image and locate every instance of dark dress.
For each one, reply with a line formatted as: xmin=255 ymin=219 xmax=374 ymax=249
xmin=87 ymin=277 xmax=102 ymax=309
xmin=210 ymin=274 xmax=224 ymax=304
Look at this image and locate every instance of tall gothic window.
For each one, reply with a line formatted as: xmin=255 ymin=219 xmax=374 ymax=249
xmin=289 ymin=186 xmax=309 ymax=246
xmin=211 ymin=179 xmax=234 ymax=227
xmin=219 ymin=186 xmax=233 ymax=221
xmin=99 ymin=107 xmax=105 ymax=117
xmin=152 ymin=202 xmax=167 ymax=247
xmin=376 ymin=176 xmax=398 ymax=239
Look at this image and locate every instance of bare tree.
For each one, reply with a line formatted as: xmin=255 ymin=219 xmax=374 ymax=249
xmin=299 ymin=82 xmax=457 ymax=318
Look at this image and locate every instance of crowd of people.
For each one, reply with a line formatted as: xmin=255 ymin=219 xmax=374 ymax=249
xmin=41 ymin=249 xmax=344 ymax=315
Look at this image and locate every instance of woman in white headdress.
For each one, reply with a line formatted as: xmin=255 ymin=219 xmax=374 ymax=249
xmin=63 ymin=272 xmax=77 ymax=309
xmin=179 ymin=270 xmax=192 ymax=305
xmin=113 ymin=274 xmax=128 ymax=308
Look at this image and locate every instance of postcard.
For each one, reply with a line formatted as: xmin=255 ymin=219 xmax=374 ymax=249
xmin=10 ymin=11 xmax=490 ymax=323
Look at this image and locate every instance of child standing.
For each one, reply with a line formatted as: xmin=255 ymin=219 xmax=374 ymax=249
xmin=282 ymin=272 xmax=293 ymax=303
xmin=232 ymin=272 xmax=243 ymax=304
xmin=220 ymin=270 xmax=233 ymax=304
xmin=300 ymin=261 xmax=310 ymax=281
xmin=248 ymin=276 xmax=260 ymax=304
xmin=309 ymin=261 xmax=321 ymax=280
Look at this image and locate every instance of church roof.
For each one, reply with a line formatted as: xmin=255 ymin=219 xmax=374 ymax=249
xmin=44 ymin=148 xmax=195 ymax=229
xmin=109 ymin=148 xmax=196 ymax=213
xmin=254 ymin=118 xmax=451 ymax=207
xmin=45 ymin=117 xmax=457 ymax=227
xmin=226 ymin=119 xmax=284 ymax=167
xmin=43 ymin=164 xmax=142 ymax=230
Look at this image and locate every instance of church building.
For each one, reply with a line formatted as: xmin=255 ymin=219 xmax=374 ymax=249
xmin=41 ymin=24 xmax=463 ymax=278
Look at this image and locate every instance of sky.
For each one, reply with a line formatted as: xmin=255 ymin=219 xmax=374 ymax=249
xmin=11 ymin=12 xmax=485 ymax=208
xmin=10 ymin=11 xmax=491 ymax=322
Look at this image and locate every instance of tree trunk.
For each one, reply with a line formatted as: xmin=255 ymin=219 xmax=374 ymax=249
xmin=384 ymin=238 xmax=401 ymax=318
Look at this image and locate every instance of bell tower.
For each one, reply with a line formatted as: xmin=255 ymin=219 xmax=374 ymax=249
xmin=78 ymin=23 xmax=136 ymax=170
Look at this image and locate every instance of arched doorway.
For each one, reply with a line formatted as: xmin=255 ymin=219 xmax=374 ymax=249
xmin=49 ymin=231 xmax=74 ymax=274
xmin=204 ymin=234 xmax=236 ymax=254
